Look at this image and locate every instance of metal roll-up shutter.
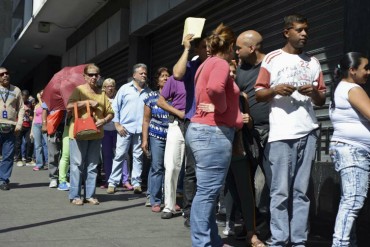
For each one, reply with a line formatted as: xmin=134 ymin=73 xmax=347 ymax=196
xmin=150 ymin=0 xmax=343 ymax=156
xmin=96 ymin=47 xmax=129 ymax=88
xmin=150 ymin=1 xmax=343 ymax=97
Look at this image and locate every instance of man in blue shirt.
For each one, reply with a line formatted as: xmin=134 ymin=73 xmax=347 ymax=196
xmin=107 ymin=63 xmax=151 ymax=194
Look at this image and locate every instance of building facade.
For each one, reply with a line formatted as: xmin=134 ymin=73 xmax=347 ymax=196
xmin=1 ymin=0 xmax=369 ymax=243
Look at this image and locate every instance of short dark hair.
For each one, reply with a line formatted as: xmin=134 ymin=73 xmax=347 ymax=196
xmin=154 ymin=67 xmax=169 ymax=84
xmin=284 ymin=14 xmax=308 ymax=29
xmin=192 ymin=34 xmax=207 ymax=48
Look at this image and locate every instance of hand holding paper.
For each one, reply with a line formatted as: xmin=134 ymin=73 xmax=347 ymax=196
xmin=182 ymin=17 xmax=206 ymax=45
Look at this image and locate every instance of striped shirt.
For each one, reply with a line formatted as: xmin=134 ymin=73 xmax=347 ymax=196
xmin=144 ymin=91 xmax=169 ymax=140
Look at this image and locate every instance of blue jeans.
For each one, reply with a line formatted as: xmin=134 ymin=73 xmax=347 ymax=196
xmin=264 ymin=130 xmax=317 ymax=247
xmin=33 ymin=123 xmax=48 ymax=168
xmin=330 ymin=142 xmax=370 ymax=247
xmin=0 ymin=132 xmax=15 ymax=185
xmin=69 ymin=138 xmax=101 ymax=200
xmin=108 ymin=132 xmax=143 ymax=187
xmin=102 ymin=130 xmax=130 ymax=185
xmin=149 ymin=136 xmax=166 ymax=205
xmin=186 ymin=123 xmax=234 ymax=247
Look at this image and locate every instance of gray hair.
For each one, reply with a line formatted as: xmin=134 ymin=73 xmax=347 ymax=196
xmin=132 ymin=63 xmax=147 ymax=74
xmin=102 ymin=78 xmax=116 ymax=88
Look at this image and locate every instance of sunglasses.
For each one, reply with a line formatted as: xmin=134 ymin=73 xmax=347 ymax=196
xmin=0 ymin=71 xmax=9 ymax=77
xmin=86 ymin=73 xmax=99 ymax=78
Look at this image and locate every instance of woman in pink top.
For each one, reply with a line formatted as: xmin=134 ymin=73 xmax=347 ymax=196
xmin=30 ymin=90 xmax=48 ymax=170
xmin=185 ymin=23 xmax=243 ymax=247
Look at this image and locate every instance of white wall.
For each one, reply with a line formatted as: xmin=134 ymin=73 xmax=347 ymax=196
xmin=32 ymin=0 xmax=47 ymax=17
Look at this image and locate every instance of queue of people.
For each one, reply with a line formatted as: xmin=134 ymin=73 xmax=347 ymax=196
xmin=0 ymin=12 xmax=369 ymax=247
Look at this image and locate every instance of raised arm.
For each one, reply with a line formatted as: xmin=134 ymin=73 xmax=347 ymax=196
xmin=173 ymin=34 xmax=194 ymax=80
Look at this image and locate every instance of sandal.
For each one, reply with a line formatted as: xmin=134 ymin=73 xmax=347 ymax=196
xmin=85 ymin=198 xmax=100 ymax=205
xmin=247 ymin=234 xmax=266 ymax=247
xmin=123 ymin=182 xmax=133 ymax=190
xmin=70 ymin=198 xmax=84 ymax=206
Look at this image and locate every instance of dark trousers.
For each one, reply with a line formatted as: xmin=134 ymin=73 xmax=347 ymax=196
xmin=47 ymin=125 xmax=63 ymax=180
xmin=182 ymin=119 xmax=196 ymax=218
xmin=226 ymin=156 xmax=256 ymax=231
xmin=14 ymin=126 xmax=33 ymax=162
xmin=249 ymin=127 xmax=271 ymax=239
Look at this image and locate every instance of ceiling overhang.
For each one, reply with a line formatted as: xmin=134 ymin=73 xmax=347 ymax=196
xmin=1 ymin=0 xmax=108 ymax=84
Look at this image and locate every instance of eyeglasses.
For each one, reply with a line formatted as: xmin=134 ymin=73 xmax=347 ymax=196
xmin=0 ymin=72 xmax=9 ymax=77
xmin=85 ymin=73 xmax=99 ymax=78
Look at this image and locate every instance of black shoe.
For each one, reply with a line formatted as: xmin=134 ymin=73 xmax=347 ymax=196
xmin=0 ymin=183 xmax=10 ymax=191
xmin=161 ymin=211 xmax=173 ymax=219
xmin=184 ymin=218 xmax=190 ymax=228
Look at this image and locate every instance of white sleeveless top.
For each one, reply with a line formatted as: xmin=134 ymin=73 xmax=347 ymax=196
xmin=330 ymin=81 xmax=370 ymax=151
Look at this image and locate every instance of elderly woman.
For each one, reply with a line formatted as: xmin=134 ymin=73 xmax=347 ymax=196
xmin=101 ymin=78 xmax=132 ymax=190
xmin=67 ymin=64 xmax=114 ymax=205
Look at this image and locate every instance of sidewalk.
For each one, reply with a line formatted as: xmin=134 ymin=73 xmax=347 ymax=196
xmin=0 ymin=165 xmax=193 ymax=247
xmin=0 ymin=164 xmax=332 ymax=247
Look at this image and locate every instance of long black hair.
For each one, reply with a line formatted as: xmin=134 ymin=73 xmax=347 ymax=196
xmin=330 ymin=52 xmax=366 ymax=109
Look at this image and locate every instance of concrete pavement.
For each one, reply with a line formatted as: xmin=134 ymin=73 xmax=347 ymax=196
xmin=0 ymin=164 xmax=332 ymax=247
xmin=0 ymin=165 xmax=193 ymax=247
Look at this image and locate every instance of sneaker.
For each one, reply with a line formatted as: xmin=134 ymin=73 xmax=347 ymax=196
xmin=184 ymin=217 xmax=191 ymax=228
xmin=222 ymin=221 xmax=235 ymax=236
xmin=161 ymin=211 xmax=173 ymax=219
xmin=58 ymin=182 xmax=69 ymax=191
xmin=0 ymin=183 xmax=10 ymax=191
xmin=32 ymin=166 xmax=41 ymax=171
xmin=133 ymin=186 xmax=142 ymax=194
xmin=16 ymin=160 xmax=25 ymax=167
xmin=49 ymin=179 xmax=58 ymax=188
xmin=145 ymin=195 xmax=151 ymax=207
xmin=26 ymin=160 xmax=36 ymax=167
xmin=107 ymin=185 xmax=116 ymax=194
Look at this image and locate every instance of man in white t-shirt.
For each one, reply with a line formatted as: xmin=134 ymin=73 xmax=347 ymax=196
xmin=255 ymin=14 xmax=326 ymax=246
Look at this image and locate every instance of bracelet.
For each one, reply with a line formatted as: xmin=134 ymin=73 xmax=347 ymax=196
xmin=103 ymin=118 xmax=106 ymax=124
